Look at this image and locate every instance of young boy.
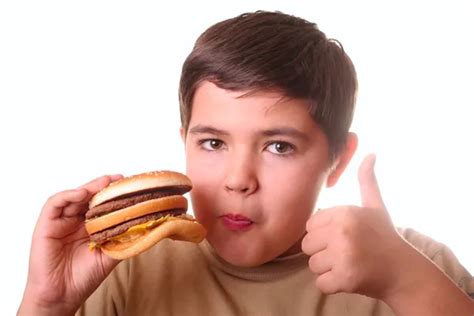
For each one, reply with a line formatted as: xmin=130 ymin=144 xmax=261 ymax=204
xmin=18 ymin=11 xmax=474 ymax=316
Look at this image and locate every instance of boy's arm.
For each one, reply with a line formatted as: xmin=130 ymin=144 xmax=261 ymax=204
xmin=302 ymin=155 xmax=474 ymax=315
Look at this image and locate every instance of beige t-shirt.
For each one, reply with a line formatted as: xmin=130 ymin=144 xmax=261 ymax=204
xmin=76 ymin=228 xmax=474 ymax=316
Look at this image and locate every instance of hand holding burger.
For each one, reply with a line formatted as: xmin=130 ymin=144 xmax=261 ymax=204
xmin=18 ymin=175 xmax=123 ymax=316
xmin=18 ymin=171 xmax=205 ymax=316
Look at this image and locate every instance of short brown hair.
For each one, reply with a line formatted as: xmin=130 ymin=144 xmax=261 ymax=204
xmin=179 ymin=11 xmax=357 ymax=160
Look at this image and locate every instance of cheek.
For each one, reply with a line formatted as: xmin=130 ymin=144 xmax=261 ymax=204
xmin=185 ymin=149 xmax=223 ymax=221
xmin=261 ymin=157 xmax=327 ymax=221
xmin=188 ymin=180 xmax=216 ymax=229
xmin=189 ymin=189 xmax=210 ymax=222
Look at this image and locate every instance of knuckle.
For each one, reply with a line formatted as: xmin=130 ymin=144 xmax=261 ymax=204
xmin=305 ymin=217 xmax=314 ymax=232
xmin=301 ymin=233 xmax=314 ymax=254
xmin=339 ymin=261 xmax=363 ymax=293
xmin=81 ymin=175 xmax=109 ymax=188
xmin=301 ymin=236 xmax=309 ymax=253
xmin=341 ymin=208 xmax=356 ymax=223
xmin=308 ymin=254 xmax=318 ymax=271
xmin=336 ymin=222 xmax=353 ymax=240
xmin=46 ymin=191 xmax=65 ymax=205
xmin=316 ymin=276 xmax=338 ymax=294
xmin=337 ymin=213 xmax=360 ymax=238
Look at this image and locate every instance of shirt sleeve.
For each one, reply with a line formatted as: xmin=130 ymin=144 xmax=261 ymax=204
xmin=400 ymin=228 xmax=474 ymax=299
xmin=75 ymin=260 xmax=130 ymax=316
xmin=430 ymin=244 xmax=474 ymax=299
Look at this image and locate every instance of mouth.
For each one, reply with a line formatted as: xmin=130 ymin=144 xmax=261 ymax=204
xmin=220 ymin=213 xmax=254 ymax=231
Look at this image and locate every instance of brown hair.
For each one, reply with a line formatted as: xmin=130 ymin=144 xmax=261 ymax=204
xmin=179 ymin=10 xmax=357 ymax=161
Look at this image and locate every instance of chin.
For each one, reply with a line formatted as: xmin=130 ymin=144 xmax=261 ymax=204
xmin=208 ymin=233 xmax=272 ymax=267
xmin=219 ymin=249 xmax=267 ymax=267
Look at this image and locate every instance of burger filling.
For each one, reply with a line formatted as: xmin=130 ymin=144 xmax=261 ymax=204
xmin=89 ymin=209 xmax=186 ymax=244
xmin=86 ymin=185 xmax=192 ymax=249
xmin=85 ymin=185 xmax=190 ymax=219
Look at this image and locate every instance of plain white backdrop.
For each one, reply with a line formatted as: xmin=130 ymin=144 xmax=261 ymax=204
xmin=1 ymin=1 xmax=473 ymax=313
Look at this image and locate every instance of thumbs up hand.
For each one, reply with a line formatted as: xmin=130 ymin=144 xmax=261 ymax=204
xmin=303 ymin=154 xmax=474 ymax=313
xmin=302 ymin=154 xmax=408 ymax=299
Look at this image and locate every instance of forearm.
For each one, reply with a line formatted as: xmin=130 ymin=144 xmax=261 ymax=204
xmin=382 ymin=243 xmax=474 ymax=315
xmin=18 ymin=303 xmax=75 ymax=316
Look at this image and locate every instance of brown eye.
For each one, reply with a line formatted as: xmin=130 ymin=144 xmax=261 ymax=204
xmin=201 ymin=139 xmax=224 ymax=151
xmin=267 ymin=141 xmax=294 ymax=155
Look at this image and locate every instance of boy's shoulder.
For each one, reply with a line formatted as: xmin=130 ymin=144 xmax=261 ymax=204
xmin=398 ymin=227 xmax=444 ymax=258
xmin=399 ymin=227 xmax=474 ymax=295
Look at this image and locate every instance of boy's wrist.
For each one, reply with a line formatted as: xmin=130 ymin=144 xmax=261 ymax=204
xmin=18 ymin=301 xmax=75 ymax=316
xmin=380 ymin=239 xmax=425 ymax=300
xmin=18 ymin=288 xmax=76 ymax=316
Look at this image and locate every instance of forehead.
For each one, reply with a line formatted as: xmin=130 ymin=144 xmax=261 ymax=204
xmin=190 ymin=81 xmax=318 ymax=132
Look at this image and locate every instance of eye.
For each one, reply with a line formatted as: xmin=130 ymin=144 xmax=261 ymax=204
xmin=200 ymin=139 xmax=224 ymax=151
xmin=266 ymin=141 xmax=295 ymax=155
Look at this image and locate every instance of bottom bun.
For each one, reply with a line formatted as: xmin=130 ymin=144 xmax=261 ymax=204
xmin=101 ymin=219 xmax=207 ymax=260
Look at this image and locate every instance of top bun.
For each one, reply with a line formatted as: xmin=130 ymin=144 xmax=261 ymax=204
xmin=90 ymin=171 xmax=192 ymax=208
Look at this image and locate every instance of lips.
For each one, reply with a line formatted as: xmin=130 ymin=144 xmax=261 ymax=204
xmin=220 ymin=213 xmax=254 ymax=231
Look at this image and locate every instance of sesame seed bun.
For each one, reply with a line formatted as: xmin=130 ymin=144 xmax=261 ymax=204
xmin=89 ymin=170 xmax=192 ymax=208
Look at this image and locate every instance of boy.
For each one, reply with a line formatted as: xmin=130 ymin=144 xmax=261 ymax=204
xmin=18 ymin=11 xmax=474 ymax=315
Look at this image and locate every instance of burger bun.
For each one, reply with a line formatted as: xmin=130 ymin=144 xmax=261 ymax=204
xmin=101 ymin=218 xmax=206 ymax=260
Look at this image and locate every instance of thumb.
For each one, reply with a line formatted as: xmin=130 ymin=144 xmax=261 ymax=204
xmin=358 ymin=154 xmax=386 ymax=209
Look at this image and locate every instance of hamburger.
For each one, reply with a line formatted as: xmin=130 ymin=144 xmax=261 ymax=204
xmin=84 ymin=170 xmax=206 ymax=260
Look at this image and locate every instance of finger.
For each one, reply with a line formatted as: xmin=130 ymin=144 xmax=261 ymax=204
xmin=308 ymin=250 xmax=333 ymax=275
xmin=45 ymin=214 xmax=86 ymax=239
xmin=301 ymin=227 xmax=330 ymax=256
xmin=43 ymin=189 xmax=89 ymax=220
xmin=306 ymin=208 xmax=333 ymax=231
xmin=109 ymin=174 xmax=124 ymax=182
xmin=315 ymin=271 xmax=340 ymax=294
xmin=43 ymin=174 xmax=123 ymax=220
xmin=358 ymin=154 xmax=386 ymax=209
xmin=67 ymin=174 xmax=123 ymax=216
xmin=78 ymin=174 xmax=123 ymax=195
xmin=62 ymin=193 xmax=90 ymax=217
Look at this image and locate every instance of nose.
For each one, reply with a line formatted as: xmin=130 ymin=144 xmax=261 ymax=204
xmin=224 ymin=150 xmax=259 ymax=196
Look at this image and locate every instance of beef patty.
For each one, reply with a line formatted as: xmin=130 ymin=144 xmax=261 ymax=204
xmin=90 ymin=209 xmax=185 ymax=244
xmin=85 ymin=185 xmax=190 ymax=220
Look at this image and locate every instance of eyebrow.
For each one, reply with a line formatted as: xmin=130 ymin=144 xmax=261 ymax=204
xmin=260 ymin=127 xmax=309 ymax=141
xmin=188 ymin=124 xmax=308 ymax=141
xmin=188 ymin=125 xmax=230 ymax=136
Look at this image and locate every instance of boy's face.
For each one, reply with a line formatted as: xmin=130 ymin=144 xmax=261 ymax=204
xmin=182 ymin=81 xmax=334 ymax=267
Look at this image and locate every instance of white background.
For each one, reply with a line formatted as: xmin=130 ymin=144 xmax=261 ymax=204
xmin=1 ymin=1 xmax=473 ymax=313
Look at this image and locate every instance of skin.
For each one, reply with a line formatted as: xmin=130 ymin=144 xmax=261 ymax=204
xmin=181 ymin=81 xmax=474 ymax=314
xmin=18 ymin=175 xmax=124 ymax=316
xmin=181 ymin=81 xmax=356 ymax=267
xmin=18 ymin=80 xmax=473 ymax=315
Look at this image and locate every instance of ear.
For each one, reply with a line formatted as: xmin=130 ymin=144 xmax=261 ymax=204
xmin=326 ymin=132 xmax=358 ymax=188
xmin=180 ymin=126 xmax=186 ymax=144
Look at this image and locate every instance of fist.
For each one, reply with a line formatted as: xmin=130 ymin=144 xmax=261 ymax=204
xmin=302 ymin=154 xmax=407 ymax=299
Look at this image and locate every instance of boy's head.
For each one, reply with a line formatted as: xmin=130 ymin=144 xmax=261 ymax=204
xmin=178 ymin=11 xmax=358 ymax=267
xmin=179 ymin=10 xmax=358 ymax=162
